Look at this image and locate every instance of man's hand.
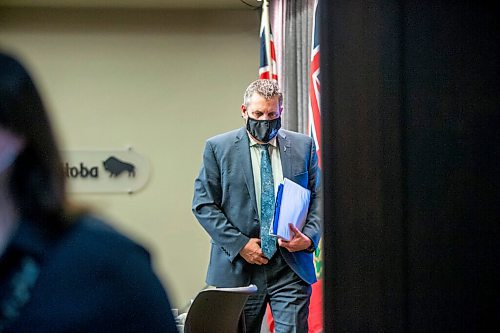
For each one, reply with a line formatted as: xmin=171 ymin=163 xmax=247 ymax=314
xmin=278 ymin=224 xmax=313 ymax=252
xmin=239 ymin=238 xmax=269 ymax=265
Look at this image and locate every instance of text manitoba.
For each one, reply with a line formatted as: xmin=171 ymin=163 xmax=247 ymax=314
xmin=64 ymin=163 xmax=99 ymax=178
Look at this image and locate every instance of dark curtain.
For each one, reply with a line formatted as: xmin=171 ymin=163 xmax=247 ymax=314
xmin=321 ymin=1 xmax=499 ymax=331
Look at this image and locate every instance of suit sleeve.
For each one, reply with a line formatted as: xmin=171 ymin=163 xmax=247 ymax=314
xmin=192 ymin=140 xmax=250 ymax=262
xmin=301 ymin=138 xmax=322 ymax=251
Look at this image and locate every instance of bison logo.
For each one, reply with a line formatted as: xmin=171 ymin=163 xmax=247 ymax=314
xmin=103 ymin=156 xmax=135 ymax=177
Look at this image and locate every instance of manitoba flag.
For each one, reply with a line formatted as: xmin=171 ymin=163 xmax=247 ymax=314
xmin=308 ymin=0 xmax=321 ymax=168
xmin=308 ymin=1 xmax=323 ymax=332
xmin=259 ymin=0 xmax=278 ymax=81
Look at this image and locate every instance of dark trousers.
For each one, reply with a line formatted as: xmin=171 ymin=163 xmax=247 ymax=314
xmin=243 ymin=251 xmax=311 ymax=333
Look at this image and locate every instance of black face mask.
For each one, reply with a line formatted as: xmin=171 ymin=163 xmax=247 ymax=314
xmin=246 ymin=117 xmax=281 ymax=143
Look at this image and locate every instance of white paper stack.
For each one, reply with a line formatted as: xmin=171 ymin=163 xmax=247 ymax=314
xmin=271 ymin=178 xmax=311 ymax=241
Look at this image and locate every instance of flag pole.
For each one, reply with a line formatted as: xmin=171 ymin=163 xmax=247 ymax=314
xmin=262 ymin=0 xmax=274 ymax=80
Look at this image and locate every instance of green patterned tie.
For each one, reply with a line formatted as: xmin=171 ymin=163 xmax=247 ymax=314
xmin=259 ymin=144 xmax=277 ymax=259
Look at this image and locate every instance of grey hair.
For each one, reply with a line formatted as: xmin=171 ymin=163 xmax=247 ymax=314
xmin=243 ymin=79 xmax=283 ymax=107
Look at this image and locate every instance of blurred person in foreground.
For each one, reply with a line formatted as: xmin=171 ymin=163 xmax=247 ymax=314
xmin=0 ymin=52 xmax=178 ymax=332
xmin=192 ymin=79 xmax=321 ymax=333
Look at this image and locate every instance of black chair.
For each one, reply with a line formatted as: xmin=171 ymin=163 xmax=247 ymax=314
xmin=183 ymin=284 xmax=257 ymax=333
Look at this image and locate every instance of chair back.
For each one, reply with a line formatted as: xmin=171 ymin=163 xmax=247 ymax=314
xmin=183 ymin=285 xmax=257 ymax=333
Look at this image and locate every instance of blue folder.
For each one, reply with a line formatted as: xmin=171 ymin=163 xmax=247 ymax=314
xmin=272 ymin=183 xmax=285 ymax=236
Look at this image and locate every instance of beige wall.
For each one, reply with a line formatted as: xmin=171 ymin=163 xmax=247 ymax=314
xmin=0 ymin=7 xmax=259 ymax=308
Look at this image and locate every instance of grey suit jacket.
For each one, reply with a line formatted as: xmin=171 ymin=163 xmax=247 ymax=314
xmin=192 ymin=127 xmax=321 ymax=286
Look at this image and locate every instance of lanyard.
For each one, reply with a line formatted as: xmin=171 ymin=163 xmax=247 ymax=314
xmin=0 ymin=256 xmax=40 ymax=332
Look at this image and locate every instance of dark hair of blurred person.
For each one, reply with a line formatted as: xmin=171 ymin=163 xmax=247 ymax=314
xmin=0 ymin=51 xmax=68 ymax=231
xmin=0 ymin=52 xmax=178 ymax=332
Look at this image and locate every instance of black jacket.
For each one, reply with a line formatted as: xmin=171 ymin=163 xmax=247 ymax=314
xmin=0 ymin=215 xmax=177 ymax=333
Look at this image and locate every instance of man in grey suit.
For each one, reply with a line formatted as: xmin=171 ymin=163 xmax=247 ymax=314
xmin=192 ymin=79 xmax=321 ymax=333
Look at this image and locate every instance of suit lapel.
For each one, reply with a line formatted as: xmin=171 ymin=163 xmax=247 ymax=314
xmin=235 ymin=128 xmax=259 ymax=217
xmin=278 ymin=130 xmax=292 ymax=180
